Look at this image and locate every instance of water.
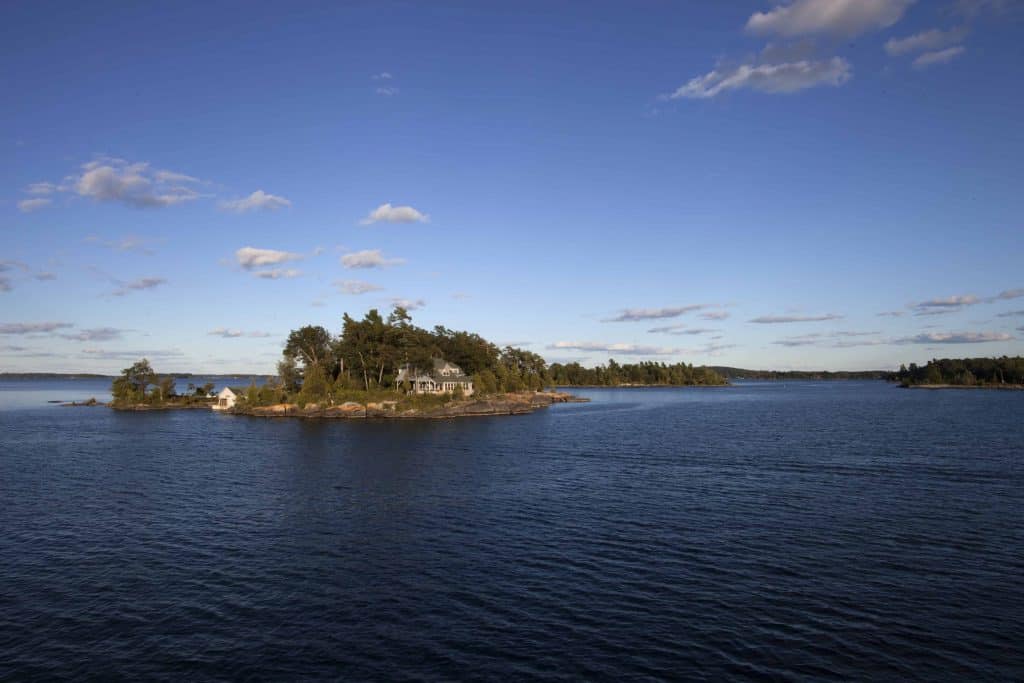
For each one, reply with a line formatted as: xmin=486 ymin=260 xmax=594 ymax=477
xmin=1 ymin=380 xmax=1022 ymax=680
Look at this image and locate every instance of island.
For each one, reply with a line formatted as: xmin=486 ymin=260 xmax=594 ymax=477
xmin=889 ymin=356 xmax=1024 ymax=389
xmin=103 ymin=306 xmax=731 ymax=418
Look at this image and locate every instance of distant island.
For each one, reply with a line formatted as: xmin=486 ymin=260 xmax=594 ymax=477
xmin=889 ymin=356 xmax=1024 ymax=389
xmin=100 ymin=307 xmax=727 ymax=419
xmin=709 ymin=367 xmax=887 ymax=381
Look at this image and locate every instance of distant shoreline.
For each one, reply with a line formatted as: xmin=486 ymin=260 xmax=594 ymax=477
xmin=903 ymin=384 xmax=1024 ymax=391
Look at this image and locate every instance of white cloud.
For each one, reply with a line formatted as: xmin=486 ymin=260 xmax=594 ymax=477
xmin=885 ymin=26 xmax=967 ymax=55
xmin=235 ymin=246 xmax=304 ymax=269
xmin=895 ymin=331 xmax=1013 ymax=344
xmin=18 ymin=198 xmax=51 ymax=213
xmin=700 ymin=310 xmax=731 ymax=320
xmin=208 ymin=328 xmax=272 ymax=338
xmin=253 ymin=269 xmax=301 ymax=279
xmin=0 ymin=322 xmax=74 ymax=334
xmin=665 ymin=57 xmax=851 ymax=99
xmin=219 ymin=190 xmax=292 ymax=213
xmin=336 ymin=279 xmax=383 ymax=294
xmin=647 ymin=325 xmax=719 ymax=335
xmin=24 ymin=182 xmax=56 ymax=195
xmin=604 ymin=305 xmax=708 ymax=322
xmin=750 ymin=313 xmax=843 ymax=323
xmin=913 ymin=46 xmax=966 ymax=69
xmin=360 ymin=203 xmax=429 ymax=225
xmin=548 ymin=341 xmax=685 ymax=356
xmin=372 ymin=72 xmax=393 ymax=80
xmin=341 ymin=249 xmax=405 ymax=269
xmin=112 ymin=277 xmax=166 ymax=296
xmin=75 ymin=159 xmax=203 ymax=208
xmin=746 ymin=0 xmax=914 ymax=38
xmin=376 ymin=87 xmax=400 ymax=96
xmin=391 ymin=297 xmax=425 ymax=311
xmin=60 ymin=327 xmax=123 ymax=342
xmin=911 ymin=294 xmax=978 ymax=313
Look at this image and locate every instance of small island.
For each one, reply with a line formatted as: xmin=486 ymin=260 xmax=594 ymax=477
xmin=890 ymin=356 xmax=1024 ymax=389
xmin=103 ymin=306 xmax=730 ymax=418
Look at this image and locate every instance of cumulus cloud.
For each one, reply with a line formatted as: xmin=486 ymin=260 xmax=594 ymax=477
xmin=219 ymin=190 xmax=292 ymax=213
xmin=745 ymin=0 xmax=914 ymax=38
xmin=18 ymin=198 xmax=51 ymax=213
xmin=75 ymin=158 xmax=203 ymax=208
xmin=749 ymin=313 xmax=843 ymax=323
xmin=885 ymin=26 xmax=968 ymax=55
xmin=235 ymin=246 xmax=304 ymax=270
xmin=548 ymin=341 xmax=684 ymax=356
xmin=59 ymin=327 xmax=123 ymax=342
xmin=604 ymin=305 xmax=708 ymax=322
xmin=336 ymin=279 xmax=383 ymax=295
xmin=112 ymin=277 xmax=166 ymax=296
xmin=341 ymin=249 xmax=405 ymax=269
xmin=391 ymin=297 xmax=425 ymax=311
xmin=913 ymin=46 xmax=966 ymax=69
xmin=665 ymin=57 xmax=851 ymax=99
xmin=895 ymin=331 xmax=1013 ymax=344
xmin=0 ymin=322 xmax=74 ymax=334
xmin=360 ymin=203 xmax=429 ymax=225
xmin=253 ymin=269 xmax=301 ymax=280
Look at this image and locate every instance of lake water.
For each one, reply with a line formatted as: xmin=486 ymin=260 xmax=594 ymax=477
xmin=1 ymin=379 xmax=1022 ymax=680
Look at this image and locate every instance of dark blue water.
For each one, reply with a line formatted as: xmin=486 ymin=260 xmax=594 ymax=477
xmin=2 ymin=380 xmax=1022 ymax=680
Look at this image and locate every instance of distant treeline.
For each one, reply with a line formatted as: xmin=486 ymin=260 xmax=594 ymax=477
xmin=0 ymin=373 xmax=113 ymax=379
xmin=548 ymin=360 xmax=726 ymax=386
xmin=709 ymin=367 xmax=887 ymax=380
xmin=890 ymin=356 xmax=1024 ymax=386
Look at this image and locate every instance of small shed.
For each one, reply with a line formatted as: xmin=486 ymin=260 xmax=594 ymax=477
xmin=213 ymin=387 xmax=237 ymax=411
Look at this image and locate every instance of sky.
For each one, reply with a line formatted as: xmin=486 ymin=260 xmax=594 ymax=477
xmin=2 ymin=0 xmax=1023 ymax=374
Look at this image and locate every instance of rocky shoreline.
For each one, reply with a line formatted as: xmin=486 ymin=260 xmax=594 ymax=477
xmin=236 ymin=391 xmax=588 ymax=420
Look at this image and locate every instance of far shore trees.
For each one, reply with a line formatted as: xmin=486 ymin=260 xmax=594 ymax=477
xmin=891 ymin=356 xmax=1024 ymax=387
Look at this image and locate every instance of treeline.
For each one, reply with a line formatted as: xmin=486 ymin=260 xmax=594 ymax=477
xmin=890 ymin=356 xmax=1024 ymax=386
xmin=548 ymin=360 xmax=726 ymax=386
xmin=711 ymin=367 xmax=887 ymax=380
xmin=269 ymin=307 xmax=549 ymax=407
xmin=110 ymin=359 xmax=214 ymax=405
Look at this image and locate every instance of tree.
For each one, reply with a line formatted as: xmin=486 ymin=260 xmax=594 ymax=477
xmin=112 ymin=359 xmax=156 ymax=402
xmin=277 ymin=356 xmax=301 ymax=393
xmin=284 ymin=325 xmax=334 ymax=371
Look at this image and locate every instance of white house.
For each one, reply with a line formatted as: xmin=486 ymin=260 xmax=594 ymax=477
xmin=396 ymin=358 xmax=474 ymax=396
xmin=212 ymin=387 xmax=237 ymax=411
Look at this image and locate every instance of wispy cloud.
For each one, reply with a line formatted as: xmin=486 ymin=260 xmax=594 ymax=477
xmin=0 ymin=322 xmax=74 ymax=334
xmin=664 ymin=57 xmax=851 ymax=99
xmin=235 ymin=246 xmax=304 ymax=269
xmin=911 ymin=294 xmax=979 ymax=315
xmin=886 ymin=26 xmax=968 ymax=55
xmin=894 ymin=331 xmax=1013 ymax=344
xmin=372 ymin=72 xmax=393 ymax=80
xmin=647 ymin=325 xmax=719 ymax=335
xmin=17 ymin=198 xmax=51 ymax=213
xmin=336 ymin=279 xmax=383 ymax=294
xmin=877 ymin=310 xmax=906 ymax=317
xmin=991 ymin=288 xmax=1024 ymax=301
xmin=745 ymin=0 xmax=914 ymax=38
xmin=59 ymin=327 xmax=123 ymax=342
xmin=913 ymin=46 xmax=966 ymax=69
xmin=604 ymin=305 xmax=708 ymax=322
xmin=996 ymin=309 xmax=1024 ymax=318
xmin=85 ymin=234 xmax=161 ymax=254
xmin=700 ymin=310 xmax=730 ymax=320
xmin=375 ymin=87 xmax=400 ymax=96
xmin=219 ymin=190 xmax=292 ymax=213
xmin=750 ymin=313 xmax=843 ymax=323
xmin=24 ymin=181 xmax=56 ymax=195
xmin=208 ymin=328 xmax=272 ymax=338
xmin=548 ymin=341 xmax=684 ymax=356
xmin=360 ymin=203 xmax=429 ymax=225
xmin=253 ymin=269 xmax=301 ymax=280
xmin=112 ymin=277 xmax=166 ymax=296
xmin=81 ymin=348 xmax=184 ymax=360
xmin=341 ymin=249 xmax=405 ymax=269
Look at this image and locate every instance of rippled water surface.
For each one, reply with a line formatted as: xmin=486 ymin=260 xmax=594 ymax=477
xmin=2 ymin=380 xmax=1022 ymax=680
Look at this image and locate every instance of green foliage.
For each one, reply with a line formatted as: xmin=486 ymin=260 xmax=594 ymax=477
xmin=547 ymin=359 xmax=727 ymax=387
xmin=297 ymin=362 xmax=329 ymax=405
xmin=891 ymin=356 xmax=1024 ymax=386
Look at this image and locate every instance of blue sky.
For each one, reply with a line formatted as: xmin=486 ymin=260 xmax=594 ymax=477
xmin=2 ymin=0 xmax=1023 ymax=373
